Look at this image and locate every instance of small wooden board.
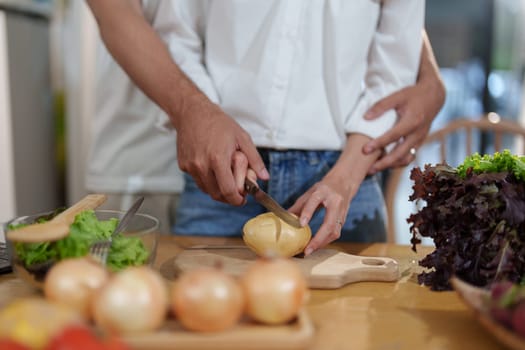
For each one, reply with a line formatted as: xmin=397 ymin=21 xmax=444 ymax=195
xmin=123 ymin=310 xmax=313 ymax=350
xmin=171 ymin=247 xmax=399 ymax=289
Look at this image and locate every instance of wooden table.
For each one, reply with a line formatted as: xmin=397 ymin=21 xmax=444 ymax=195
xmin=0 ymin=235 xmax=506 ymax=350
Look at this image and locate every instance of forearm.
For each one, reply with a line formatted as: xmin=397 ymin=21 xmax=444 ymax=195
xmin=417 ymin=31 xmax=446 ymax=103
xmin=86 ymin=0 xmax=208 ymax=130
xmin=326 ymin=134 xmax=382 ymax=196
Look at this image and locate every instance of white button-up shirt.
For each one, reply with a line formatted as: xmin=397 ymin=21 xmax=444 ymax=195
xmin=154 ymin=0 xmax=424 ymax=150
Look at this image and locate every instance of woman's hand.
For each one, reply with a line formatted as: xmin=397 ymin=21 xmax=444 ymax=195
xmin=289 ymin=134 xmax=381 ymax=255
xmin=362 ymin=80 xmax=445 ymax=174
xmin=362 ymin=31 xmax=446 ymax=174
xmin=288 ymin=175 xmax=354 ymax=256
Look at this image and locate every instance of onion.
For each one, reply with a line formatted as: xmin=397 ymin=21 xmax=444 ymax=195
xmin=92 ymin=266 xmax=168 ymax=334
xmin=241 ymin=257 xmax=308 ymax=325
xmin=171 ymin=267 xmax=245 ymax=332
xmin=243 ymin=212 xmax=311 ymax=258
xmin=44 ymin=257 xmax=110 ymax=320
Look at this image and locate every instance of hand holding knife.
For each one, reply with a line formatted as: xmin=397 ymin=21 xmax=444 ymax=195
xmin=244 ymin=178 xmax=302 ymax=228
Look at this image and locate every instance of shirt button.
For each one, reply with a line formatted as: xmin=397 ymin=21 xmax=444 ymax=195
xmin=266 ymin=131 xmax=274 ymax=140
xmin=274 ymin=80 xmax=286 ymax=90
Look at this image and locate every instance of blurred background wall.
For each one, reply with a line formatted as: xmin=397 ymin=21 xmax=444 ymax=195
xmin=0 ymin=0 xmax=58 ymax=222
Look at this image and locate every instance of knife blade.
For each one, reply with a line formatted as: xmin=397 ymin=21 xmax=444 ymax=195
xmin=244 ymin=178 xmax=302 ymax=228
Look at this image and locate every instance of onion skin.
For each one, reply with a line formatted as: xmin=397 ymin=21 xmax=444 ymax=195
xmin=171 ymin=267 xmax=245 ymax=332
xmin=241 ymin=257 xmax=308 ymax=325
xmin=92 ymin=266 xmax=168 ymax=334
xmin=242 ymin=212 xmax=311 ymax=258
xmin=43 ymin=257 xmax=110 ymax=320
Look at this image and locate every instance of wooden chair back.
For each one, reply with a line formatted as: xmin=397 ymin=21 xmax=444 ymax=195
xmin=384 ymin=113 xmax=525 ymax=243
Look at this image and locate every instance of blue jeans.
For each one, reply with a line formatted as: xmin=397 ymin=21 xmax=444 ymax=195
xmin=174 ymin=149 xmax=387 ymax=242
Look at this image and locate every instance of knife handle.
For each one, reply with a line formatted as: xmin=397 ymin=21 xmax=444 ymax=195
xmin=244 ymin=178 xmax=259 ymax=195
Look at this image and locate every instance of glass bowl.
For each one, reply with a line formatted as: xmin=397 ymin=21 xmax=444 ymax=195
xmin=3 ymin=209 xmax=159 ymax=290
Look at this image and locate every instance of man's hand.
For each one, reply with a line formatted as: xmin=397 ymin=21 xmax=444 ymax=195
xmin=176 ymin=100 xmax=269 ymax=206
xmin=86 ymin=0 xmax=269 ymax=207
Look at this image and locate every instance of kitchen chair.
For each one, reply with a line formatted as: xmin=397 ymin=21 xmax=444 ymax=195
xmin=384 ymin=113 xmax=525 ymax=243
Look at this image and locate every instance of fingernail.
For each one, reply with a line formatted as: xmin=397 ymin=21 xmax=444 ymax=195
xmin=304 ymin=247 xmax=313 ymax=256
xmin=300 ymin=216 xmax=309 ymax=227
xmin=363 ymin=145 xmax=374 ymax=154
xmin=364 ymin=111 xmax=373 ymax=119
xmin=261 ymin=168 xmax=270 ymax=179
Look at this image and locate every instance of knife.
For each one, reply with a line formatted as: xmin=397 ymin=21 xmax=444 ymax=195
xmin=244 ymin=178 xmax=302 ymax=228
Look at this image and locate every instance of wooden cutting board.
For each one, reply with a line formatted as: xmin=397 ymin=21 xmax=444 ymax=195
xmin=171 ymin=246 xmax=400 ymax=289
xmin=123 ymin=310 xmax=313 ymax=350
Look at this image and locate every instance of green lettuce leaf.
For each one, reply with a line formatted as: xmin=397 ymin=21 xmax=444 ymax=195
xmin=457 ymin=150 xmax=525 ymax=181
xmin=10 ymin=210 xmax=149 ymax=271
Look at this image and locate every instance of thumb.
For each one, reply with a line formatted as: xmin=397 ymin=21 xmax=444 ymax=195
xmin=246 ymin=168 xmax=258 ymax=183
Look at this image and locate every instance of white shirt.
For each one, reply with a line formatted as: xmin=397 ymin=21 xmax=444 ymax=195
xmin=86 ymin=0 xmax=184 ymax=194
xmin=154 ymin=0 xmax=425 ymax=150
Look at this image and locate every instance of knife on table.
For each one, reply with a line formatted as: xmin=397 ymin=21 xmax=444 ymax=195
xmin=244 ymin=178 xmax=302 ymax=228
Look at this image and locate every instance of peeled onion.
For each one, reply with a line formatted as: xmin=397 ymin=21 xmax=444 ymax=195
xmin=243 ymin=212 xmax=311 ymax=258
xmin=44 ymin=257 xmax=110 ymax=319
xmin=92 ymin=266 xmax=168 ymax=334
xmin=241 ymin=257 xmax=308 ymax=325
xmin=171 ymin=267 xmax=245 ymax=332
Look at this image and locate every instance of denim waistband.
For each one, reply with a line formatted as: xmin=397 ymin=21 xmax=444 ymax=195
xmin=257 ymin=147 xmax=375 ymax=180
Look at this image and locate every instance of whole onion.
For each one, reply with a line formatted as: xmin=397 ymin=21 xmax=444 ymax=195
xmin=44 ymin=257 xmax=110 ymax=320
xmin=92 ymin=266 xmax=168 ymax=334
xmin=171 ymin=267 xmax=245 ymax=332
xmin=241 ymin=257 xmax=308 ymax=325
